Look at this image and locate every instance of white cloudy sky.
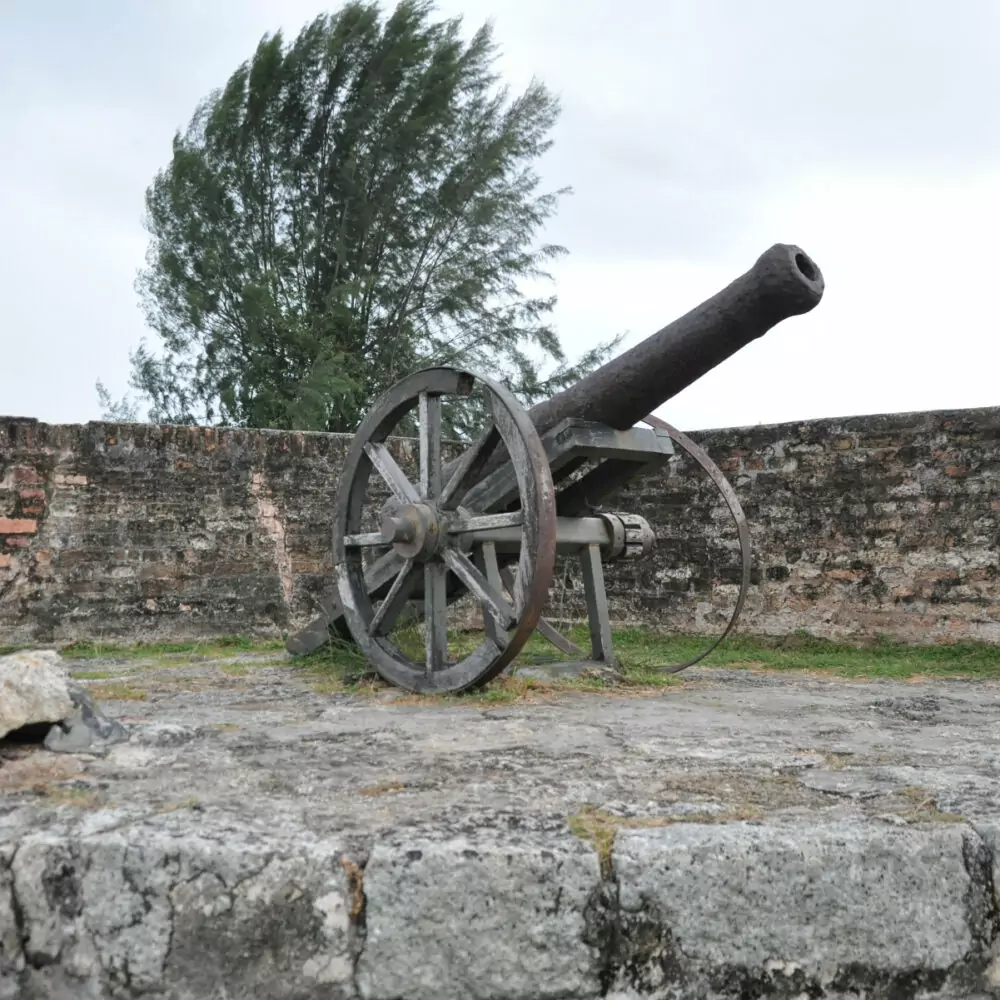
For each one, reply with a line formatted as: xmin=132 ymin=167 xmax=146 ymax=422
xmin=1 ymin=1 xmax=998 ymax=431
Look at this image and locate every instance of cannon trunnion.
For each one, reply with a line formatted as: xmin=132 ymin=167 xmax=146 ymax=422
xmin=288 ymin=243 xmax=826 ymax=690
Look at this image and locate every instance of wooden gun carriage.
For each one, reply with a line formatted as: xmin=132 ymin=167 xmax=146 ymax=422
xmin=287 ymin=244 xmax=825 ymax=692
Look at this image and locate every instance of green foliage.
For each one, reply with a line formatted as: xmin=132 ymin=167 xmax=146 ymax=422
xmin=109 ymin=1 xmax=620 ymax=434
xmin=94 ymin=380 xmax=140 ymax=423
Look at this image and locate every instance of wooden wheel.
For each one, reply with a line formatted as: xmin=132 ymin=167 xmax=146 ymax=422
xmin=333 ymin=367 xmax=557 ymax=693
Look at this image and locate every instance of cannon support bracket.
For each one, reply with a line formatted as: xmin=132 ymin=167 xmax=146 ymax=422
xmin=476 ymin=507 xmax=656 ymax=675
xmin=461 ymin=417 xmax=674 ymax=516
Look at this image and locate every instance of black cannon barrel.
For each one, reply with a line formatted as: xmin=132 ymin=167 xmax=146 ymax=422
xmin=526 ymin=243 xmax=824 ymax=436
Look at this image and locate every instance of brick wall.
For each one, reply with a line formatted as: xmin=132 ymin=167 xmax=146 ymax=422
xmin=0 ymin=420 xmax=349 ymax=645
xmin=1 ymin=407 xmax=998 ymax=647
xmin=584 ymin=406 xmax=1000 ymax=644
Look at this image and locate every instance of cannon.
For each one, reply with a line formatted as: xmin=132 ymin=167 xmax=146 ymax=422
xmin=287 ymin=244 xmax=825 ymax=691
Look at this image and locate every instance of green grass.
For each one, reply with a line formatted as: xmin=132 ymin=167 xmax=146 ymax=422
xmin=57 ymin=635 xmax=287 ymax=662
xmin=88 ymin=682 xmax=148 ymax=702
xmin=11 ymin=625 xmax=1000 ymax=703
xmin=298 ymin=623 xmax=1000 ymax=700
xmin=610 ymin=627 xmax=1000 ymax=680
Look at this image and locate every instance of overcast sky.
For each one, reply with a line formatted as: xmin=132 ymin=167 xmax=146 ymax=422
xmin=2 ymin=1 xmax=998 ymax=431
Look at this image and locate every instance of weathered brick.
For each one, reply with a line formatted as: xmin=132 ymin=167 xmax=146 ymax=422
xmin=12 ymin=466 xmax=43 ymax=484
xmin=0 ymin=517 xmax=36 ymax=534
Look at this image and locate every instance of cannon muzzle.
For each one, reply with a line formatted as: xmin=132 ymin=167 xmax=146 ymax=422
xmin=527 ymin=243 xmax=824 ymax=435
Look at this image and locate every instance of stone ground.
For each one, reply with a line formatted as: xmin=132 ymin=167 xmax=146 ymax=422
xmin=3 ymin=651 xmax=1000 ymax=999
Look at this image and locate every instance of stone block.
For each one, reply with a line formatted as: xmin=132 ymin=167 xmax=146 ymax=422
xmin=612 ymin=821 xmax=988 ymax=996
xmin=356 ymin=831 xmax=604 ymax=1000
xmin=0 ymin=650 xmax=73 ymax=739
xmin=10 ymin=821 xmax=358 ymax=999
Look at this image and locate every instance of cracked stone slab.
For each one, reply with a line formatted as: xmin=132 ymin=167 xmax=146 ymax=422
xmin=356 ymin=829 xmax=604 ymax=1000
xmin=7 ymin=816 xmax=358 ymax=1000
xmin=612 ymin=821 xmax=993 ymax=998
xmin=4 ymin=656 xmax=1000 ymax=996
xmin=796 ymin=767 xmax=899 ymax=799
xmin=0 ymin=844 xmax=21 ymax=999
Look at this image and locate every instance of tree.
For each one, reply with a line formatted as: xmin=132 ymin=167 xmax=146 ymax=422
xmin=105 ymin=0 xmax=620 ymax=437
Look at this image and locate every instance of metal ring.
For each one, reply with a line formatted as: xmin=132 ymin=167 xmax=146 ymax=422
xmin=639 ymin=414 xmax=751 ymax=673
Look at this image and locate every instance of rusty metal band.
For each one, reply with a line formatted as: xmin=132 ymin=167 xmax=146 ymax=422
xmin=640 ymin=413 xmax=751 ymax=673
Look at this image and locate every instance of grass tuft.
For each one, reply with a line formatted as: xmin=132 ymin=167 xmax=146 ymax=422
xmin=359 ymin=782 xmax=408 ymax=797
xmin=157 ymin=796 xmax=201 ymax=814
xmin=37 ymin=785 xmax=102 ymax=809
xmin=567 ymin=803 xmax=764 ymax=878
xmin=88 ymin=682 xmax=148 ymax=702
xmin=340 ymin=857 xmax=365 ymax=922
xmin=895 ymin=785 xmax=965 ymax=824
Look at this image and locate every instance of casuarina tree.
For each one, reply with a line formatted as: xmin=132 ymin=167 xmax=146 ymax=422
xmin=102 ymin=0 xmax=619 ymax=436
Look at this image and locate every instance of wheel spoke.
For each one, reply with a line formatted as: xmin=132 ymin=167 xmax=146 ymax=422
xmin=419 ymin=391 xmax=443 ymax=500
xmin=363 ymin=549 xmax=404 ymax=590
xmin=424 ymin=561 xmax=449 ymax=673
xmin=443 ymin=548 xmax=517 ymax=631
xmin=364 ymin=442 xmax=420 ymax=504
xmin=438 ymin=420 xmax=501 ymax=509
xmin=369 ymin=559 xmax=416 ymax=636
xmin=498 ymin=565 xmax=583 ymax=657
xmin=474 ymin=541 xmax=509 ymax=648
xmin=344 ymin=531 xmax=388 ymax=548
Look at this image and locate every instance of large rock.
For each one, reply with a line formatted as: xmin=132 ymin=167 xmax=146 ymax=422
xmin=0 ymin=650 xmax=74 ymax=739
xmin=0 ymin=650 xmax=128 ymax=754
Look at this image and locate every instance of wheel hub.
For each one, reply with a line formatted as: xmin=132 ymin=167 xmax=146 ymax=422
xmin=380 ymin=503 xmax=444 ymax=561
